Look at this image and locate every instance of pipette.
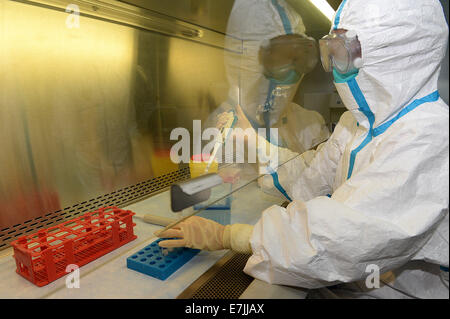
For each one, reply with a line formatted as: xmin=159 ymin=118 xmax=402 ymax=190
xmin=135 ymin=214 xmax=177 ymax=227
xmin=204 ymin=110 xmax=237 ymax=174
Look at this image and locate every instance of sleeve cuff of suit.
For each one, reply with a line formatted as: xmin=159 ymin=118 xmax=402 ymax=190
xmin=223 ymin=224 xmax=254 ymax=254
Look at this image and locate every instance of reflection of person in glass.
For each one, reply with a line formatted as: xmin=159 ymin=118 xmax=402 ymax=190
xmin=72 ymin=66 xmax=136 ymax=195
xmin=214 ymin=0 xmax=330 ymax=154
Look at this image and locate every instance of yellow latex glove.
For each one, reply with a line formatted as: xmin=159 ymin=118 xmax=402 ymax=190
xmin=157 ymin=216 xmax=225 ymax=251
xmin=216 ymin=111 xmax=235 ymax=130
xmin=156 ymin=216 xmax=253 ymax=253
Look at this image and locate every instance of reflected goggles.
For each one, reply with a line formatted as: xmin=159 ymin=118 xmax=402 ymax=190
xmin=319 ymin=30 xmax=362 ymax=73
xmin=259 ymin=34 xmax=319 ymax=81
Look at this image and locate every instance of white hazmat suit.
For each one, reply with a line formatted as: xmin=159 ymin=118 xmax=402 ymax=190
xmin=158 ymin=0 xmax=449 ymax=299
xmin=248 ymin=0 xmax=449 ymax=298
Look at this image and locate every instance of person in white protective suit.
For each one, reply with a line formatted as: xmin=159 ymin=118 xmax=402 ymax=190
xmin=158 ymin=0 xmax=449 ymax=299
xmin=207 ymin=0 xmax=330 ymax=154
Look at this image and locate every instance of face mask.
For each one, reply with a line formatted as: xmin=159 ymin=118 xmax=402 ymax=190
xmin=263 ymin=64 xmax=302 ymax=85
xmin=332 ymin=67 xmax=374 ymax=130
xmin=322 ymin=31 xmax=368 ymax=128
xmin=256 ymin=72 xmax=303 ymax=130
xmin=333 ymin=68 xmax=359 ymax=83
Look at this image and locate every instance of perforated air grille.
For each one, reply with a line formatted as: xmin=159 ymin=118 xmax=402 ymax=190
xmin=178 ymin=252 xmax=253 ymax=299
xmin=0 ymin=167 xmax=190 ymax=250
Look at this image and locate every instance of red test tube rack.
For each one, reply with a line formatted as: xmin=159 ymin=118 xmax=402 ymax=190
xmin=10 ymin=207 xmax=137 ymax=287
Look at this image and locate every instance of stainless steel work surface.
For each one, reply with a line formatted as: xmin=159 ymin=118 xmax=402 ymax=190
xmin=0 ymin=178 xmax=283 ymax=299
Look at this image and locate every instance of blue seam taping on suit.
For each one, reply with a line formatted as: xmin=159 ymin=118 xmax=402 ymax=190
xmin=263 ymin=80 xmax=277 ymax=113
xmin=263 ymin=80 xmax=277 ymax=141
xmin=263 ymin=0 xmax=293 ymax=143
xmin=348 ymin=79 xmax=375 ymax=125
xmin=271 ymin=0 xmax=293 ymax=34
xmin=346 ymin=79 xmax=375 ymax=179
xmin=267 ymin=166 xmax=292 ymax=202
xmin=373 ymin=91 xmax=440 ymax=136
xmin=333 ymin=0 xmax=348 ymax=30
xmin=346 ymin=87 xmax=439 ymax=179
xmin=264 ymin=111 xmax=271 ymax=141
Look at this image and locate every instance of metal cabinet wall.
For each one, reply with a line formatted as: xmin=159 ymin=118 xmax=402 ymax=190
xmin=0 ymin=0 xmax=233 ymax=244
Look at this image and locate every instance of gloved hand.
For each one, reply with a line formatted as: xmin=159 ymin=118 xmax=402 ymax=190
xmin=217 ymin=105 xmax=252 ymax=131
xmin=156 ymin=216 xmax=225 ymax=251
xmin=156 ymin=216 xmax=254 ymax=253
xmin=216 ymin=111 xmax=236 ymax=130
xmin=218 ymin=104 xmax=271 ymax=156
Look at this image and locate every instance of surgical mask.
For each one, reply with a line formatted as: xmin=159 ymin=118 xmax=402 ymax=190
xmin=263 ymin=64 xmax=302 ymax=85
xmin=333 ymin=68 xmax=370 ymax=128
xmin=321 ymin=31 xmax=365 ymax=125
xmin=319 ymin=30 xmax=362 ymax=74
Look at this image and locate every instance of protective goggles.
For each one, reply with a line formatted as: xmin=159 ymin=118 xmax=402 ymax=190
xmin=319 ymin=30 xmax=362 ymax=73
xmin=259 ymin=34 xmax=318 ymax=82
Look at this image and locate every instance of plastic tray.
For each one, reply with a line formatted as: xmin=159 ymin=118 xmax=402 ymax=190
xmin=127 ymin=238 xmax=199 ymax=280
